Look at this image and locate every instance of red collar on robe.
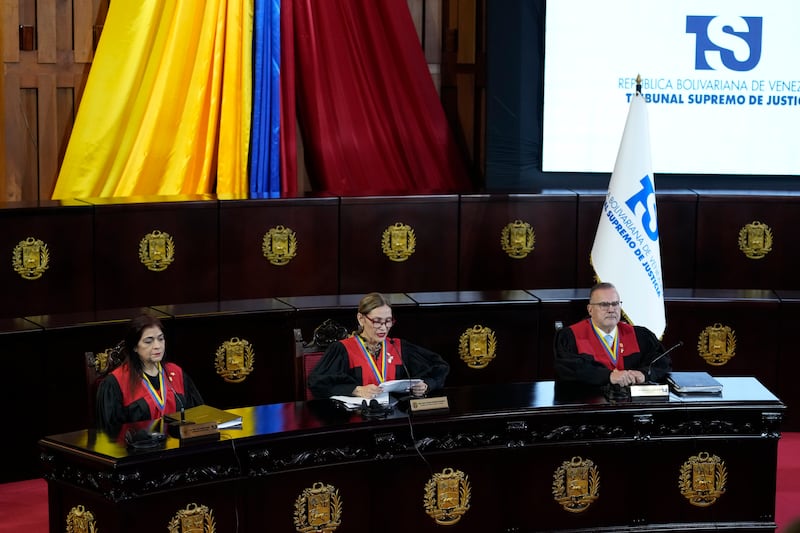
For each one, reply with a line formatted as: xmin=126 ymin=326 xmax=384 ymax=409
xmin=569 ymin=319 xmax=641 ymax=370
xmin=341 ymin=336 xmax=403 ymax=386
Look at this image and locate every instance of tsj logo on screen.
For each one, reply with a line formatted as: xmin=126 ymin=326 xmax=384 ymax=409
xmin=686 ymin=15 xmax=763 ymax=71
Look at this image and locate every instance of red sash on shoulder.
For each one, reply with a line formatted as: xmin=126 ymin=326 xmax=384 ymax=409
xmin=112 ymin=362 xmax=185 ymax=419
xmin=569 ymin=319 xmax=641 ymax=370
xmin=341 ymin=336 xmax=403 ymax=385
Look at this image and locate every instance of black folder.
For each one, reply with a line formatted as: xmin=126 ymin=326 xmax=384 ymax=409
xmin=667 ymin=372 xmax=723 ymax=394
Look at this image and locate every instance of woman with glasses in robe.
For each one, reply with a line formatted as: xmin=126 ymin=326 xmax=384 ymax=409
xmin=308 ymin=292 xmax=450 ymax=400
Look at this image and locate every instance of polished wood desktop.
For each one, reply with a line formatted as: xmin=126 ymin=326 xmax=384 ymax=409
xmin=39 ymin=377 xmax=784 ymax=532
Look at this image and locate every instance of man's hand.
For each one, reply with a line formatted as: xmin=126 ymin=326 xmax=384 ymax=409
xmin=610 ymin=369 xmax=646 ymax=386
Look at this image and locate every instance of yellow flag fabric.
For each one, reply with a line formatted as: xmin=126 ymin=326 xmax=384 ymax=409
xmin=52 ymin=1 xmax=252 ymax=199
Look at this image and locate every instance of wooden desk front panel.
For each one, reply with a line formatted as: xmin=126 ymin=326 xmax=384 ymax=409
xmin=154 ymin=302 xmax=298 ymax=408
xmin=695 ymin=193 xmax=800 ymax=289
xmin=40 ymin=380 xmax=782 ymax=532
xmin=401 ymin=291 xmax=541 ymax=386
xmin=92 ymin=198 xmax=219 ymax=310
xmin=0 ymin=319 xmax=44 ymax=483
xmin=775 ymin=290 xmax=800 ymax=431
xmin=661 ymin=290 xmax=780 ymax=391
xmin=339 ymin=196 xmax=459 ymax=295
xmin=219 ymin=198 xmax=340 ymax=299
xmin=458 ymin=193 xmax=578 ymax=290
xmin=0 ymin=203 xmax=94 ymax=318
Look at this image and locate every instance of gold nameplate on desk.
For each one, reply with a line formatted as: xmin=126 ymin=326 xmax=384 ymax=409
xmin=174 ymin=421 xmax=219 ymax=440
xmin=410 ymin=396 xmax=450 ymax=413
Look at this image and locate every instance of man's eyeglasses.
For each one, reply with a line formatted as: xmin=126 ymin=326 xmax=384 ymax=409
xmin=589 ymin=301 xmax=622 ymax=309
xmin=362 ymin=315 xmax=396 ymax=328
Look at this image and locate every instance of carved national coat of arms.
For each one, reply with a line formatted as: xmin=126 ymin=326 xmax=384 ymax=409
xmin=262 ymin=225 xmax=298 ymax=266
xmin=501 ymin=220 xmax=535 ymax=259
xmin=214 ymin=337 xmax=255 ymax=383
xmin=12 ymin=237 xmax=50 ymax=280
xmin=697 ymin=323 xmax=736 ymax=366
xmin=552 ymin=456 xmax=600 ymax=513
xmin=423 ymin=467 xmax=471 ymax=526
xmin=458 ymin=325 xmax=498 ymax=369
xmin=679 ymin=452 xmax=727 ymax=507
xmin=293 ymin=482 xmax=342 ymax=533
xmin=381 ymin=222 xmax=416 ymax=262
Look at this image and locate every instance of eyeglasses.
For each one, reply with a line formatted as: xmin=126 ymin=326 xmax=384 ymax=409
xmin=362 ymin=315 xmax=396 ymax=328
xmin=589 ymin=301 xmax=622 ymax=309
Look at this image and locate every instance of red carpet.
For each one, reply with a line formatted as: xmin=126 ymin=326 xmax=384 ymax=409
xmin=777 ymin=432 xmax=800 ymax=532
xmin=3 ymin=433 xmax=800 ymax=532
xmin=0 ymin=477 xmax=47 ymax=533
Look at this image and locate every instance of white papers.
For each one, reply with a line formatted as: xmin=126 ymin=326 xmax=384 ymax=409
xmin=329 ymin=380 xmax=423 ymax=409
xmin=380 ymin=379 xmax=423 ymax=393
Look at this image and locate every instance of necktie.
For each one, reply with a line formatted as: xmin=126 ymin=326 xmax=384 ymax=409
xmin=604 ymin=334 xmax=613 ymax=346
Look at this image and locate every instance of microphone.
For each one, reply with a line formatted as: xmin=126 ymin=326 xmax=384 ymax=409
xmin=166 ymin=378 xmax=186 ymax=422
xmin=646 ymin=341 xmax=683 ymax=382
xmin=390 ymin=338 xmax=418 ymax=398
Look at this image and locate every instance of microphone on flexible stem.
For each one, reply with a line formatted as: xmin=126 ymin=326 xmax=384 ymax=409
xmin=390 ymin=338 xmax=416 ymax=398
xmin=646 ymin=341 xmax=683 ymax=382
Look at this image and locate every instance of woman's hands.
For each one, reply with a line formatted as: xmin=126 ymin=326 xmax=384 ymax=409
xmin=353 ymin=384 xmax=383 ymax=398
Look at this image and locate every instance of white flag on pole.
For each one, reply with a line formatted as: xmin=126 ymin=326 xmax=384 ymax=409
xmin=590 ymin=90 xmax=665 ymax=338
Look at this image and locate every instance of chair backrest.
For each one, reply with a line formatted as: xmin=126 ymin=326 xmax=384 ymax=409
xmin=85 ymin=342 xmax=124 ymax=425
xmin=302 ymin=351 xmax=325 ymax=400
xmin=294 ymin=320 xmax=348 ymax=401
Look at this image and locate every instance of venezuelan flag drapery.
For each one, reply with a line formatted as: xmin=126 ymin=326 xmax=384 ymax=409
xmin=250 ymin=0 xmax=282 ymax=198
xmin=52 ymin=0 xmax=468 ymax=200
xmin=52 ymin=1 xmax=255 ymax=199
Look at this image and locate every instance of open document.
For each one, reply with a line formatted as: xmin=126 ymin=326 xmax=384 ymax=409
xmin=330 ymin=380 xmax=422 ymax=410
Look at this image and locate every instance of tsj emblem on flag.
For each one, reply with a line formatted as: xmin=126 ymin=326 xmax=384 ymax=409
xmin=591 ymin=76 xmax=665 ymax=338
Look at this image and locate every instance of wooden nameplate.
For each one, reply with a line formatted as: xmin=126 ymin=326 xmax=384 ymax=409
xmin=409 ymin=396 xmax=450 ymax=414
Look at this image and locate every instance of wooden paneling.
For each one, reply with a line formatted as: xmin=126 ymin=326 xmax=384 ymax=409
xmin=775 ymin=290 xmax=800 ymax=431
xmin=0 ymin=318 xmax=44 ymax=483
xmin=152 ymin=300 xmax=297 ymax=408
xmin=339 ymin=195 xmax=460 ymax=294
xmin=2 ymin=0 xmax=107 ymax=201
xmin=661 ymin=288 xmax=780 ymax=392
xmin=695 ymin=192 xmax=800 ymax=289
xmin=459 ymin=192 xmax=578 ymax=289
xmin=219 ymin=197 xmax=339 ymax=299
xmin=0 ymin=201 xmax=95 ymax=318
xmin=403 ymin=290 xmax=540 ymax=386
xmin=91 ymin=196 xmax=219 ymax=310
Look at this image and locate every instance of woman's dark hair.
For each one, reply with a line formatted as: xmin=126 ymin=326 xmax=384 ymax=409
xmin=123 ymin=314 xmax=166 ymax=391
